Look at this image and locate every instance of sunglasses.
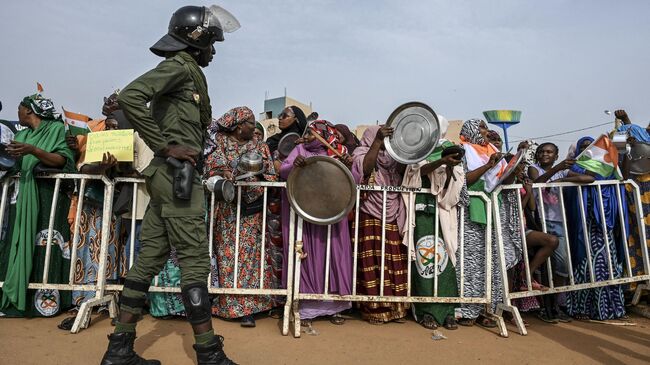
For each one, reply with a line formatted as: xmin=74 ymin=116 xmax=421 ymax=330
xmin=278 ymin=111 xmax=294 ymax=120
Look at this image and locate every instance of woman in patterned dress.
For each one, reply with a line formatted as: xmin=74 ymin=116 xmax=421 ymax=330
xmin=564 ymin=136 xmax=627 ymax=320
xmin=204 ymin=107 xmax=276 ymax=328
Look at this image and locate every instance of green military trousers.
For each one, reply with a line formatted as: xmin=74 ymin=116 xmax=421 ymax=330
xmin=121 ymin=160 xmax=209 ymax=314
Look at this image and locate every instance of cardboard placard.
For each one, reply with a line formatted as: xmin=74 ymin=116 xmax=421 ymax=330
xmin=85 ymin=129 xmax=134 ymax=162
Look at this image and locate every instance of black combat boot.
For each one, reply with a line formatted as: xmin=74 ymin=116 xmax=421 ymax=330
xmin=193 ymin=335 xmax=238 ymax=365
xmin=100 ymin=332 xmax=161 ymax=365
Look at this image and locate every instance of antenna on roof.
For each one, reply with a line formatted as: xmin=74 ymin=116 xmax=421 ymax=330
xmin=284 ymin=87 xmax=287 ymax=97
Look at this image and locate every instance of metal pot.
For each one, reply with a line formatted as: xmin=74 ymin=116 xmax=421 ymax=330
xmin=204 ymin=175 xmax=235 ymax=202
xmin=235 ymin=151 xmax=264 ymax=180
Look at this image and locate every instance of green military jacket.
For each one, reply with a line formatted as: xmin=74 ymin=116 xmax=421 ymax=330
xmin=118 ymin=52 xmax=208 ymax=217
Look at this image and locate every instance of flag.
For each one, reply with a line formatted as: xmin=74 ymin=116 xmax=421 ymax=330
xmin=63 ymin=108 xmax=91 ymax=136
xmin=37 ymin=82 xmax=44 ymax=93
xmin=575 ymin=134 xmax=622 ymax=179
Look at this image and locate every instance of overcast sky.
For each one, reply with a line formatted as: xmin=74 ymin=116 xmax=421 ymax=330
xmin=1 ymin=0 xmax=649 ymax=152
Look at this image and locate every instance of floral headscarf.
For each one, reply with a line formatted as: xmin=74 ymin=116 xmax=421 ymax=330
xmin=214 ymin=106 xmax=254 ymax=132
xmin=20 ymin=94 xmax=57 ymax=119
xmin=204 ymin=106 xmax=255 ymax=156
xmin=460 ymin=118 xmax=487 ymax=145
xmin=308 ymin=120 xmax=348 ymax=156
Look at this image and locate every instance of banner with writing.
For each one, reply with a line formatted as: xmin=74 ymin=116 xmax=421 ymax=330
xmin=85 ymin=129 xmax=134 ymax=162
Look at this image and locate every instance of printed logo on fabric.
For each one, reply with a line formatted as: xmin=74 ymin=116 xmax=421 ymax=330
xmin=34 ymin=289 xmax=60 ymax=317
xmin=415 ymin=235 xmax=448 ymax=279
xmin=35 ymin=229 xmax=70 ymax=259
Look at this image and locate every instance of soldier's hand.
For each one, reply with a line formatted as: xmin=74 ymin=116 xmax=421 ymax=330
xmin=162 ymin=145 xmax=199 ymax=166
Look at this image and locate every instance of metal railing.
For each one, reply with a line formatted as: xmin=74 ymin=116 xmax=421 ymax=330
xmin=0 ymin=173 xmax=117 ymax=333
xmin=492 ymin=180 xmax=650 ymax=337
xmin=103 ymin=179 xmax=295 ymax=336
xmin=289 ymin=186 xmax=502 ymax=337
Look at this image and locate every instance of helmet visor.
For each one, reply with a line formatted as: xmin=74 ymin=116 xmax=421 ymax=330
xmin=205 ymin=5 xmax=241 ymax=33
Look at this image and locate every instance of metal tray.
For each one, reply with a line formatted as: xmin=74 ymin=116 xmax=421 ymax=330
xmin=286 ymin=156 xmax=356 ymax=225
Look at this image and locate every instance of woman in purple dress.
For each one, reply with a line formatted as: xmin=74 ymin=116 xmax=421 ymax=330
xmin=280 ymin=120 xmax=354 ymax=326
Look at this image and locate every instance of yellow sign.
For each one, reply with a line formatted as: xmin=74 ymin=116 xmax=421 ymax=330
xmin=85 ymin=129 xmax=134 ymax=162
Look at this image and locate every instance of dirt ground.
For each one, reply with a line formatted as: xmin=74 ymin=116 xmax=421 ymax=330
xmin=0 ymin=311 xmax=649 ymax=365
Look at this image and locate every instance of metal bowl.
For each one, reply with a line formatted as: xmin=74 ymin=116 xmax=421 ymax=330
xmin=384 ymin=101 xmax=440 ymax=164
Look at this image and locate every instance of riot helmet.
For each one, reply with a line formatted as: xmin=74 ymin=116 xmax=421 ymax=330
xmin=151 ymin=5 xmax=240 ymax=57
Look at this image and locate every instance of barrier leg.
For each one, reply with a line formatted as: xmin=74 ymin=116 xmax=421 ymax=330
xmin=108 ymin=292 xmax=119 ymax=319
xmin=632 ymin=282 xmax=649 ymax=306
xmin=282 ymin=209 xmax=297 ymax=336
xmin=496 ymin=302 xmax=525 ymax=336
xmin=71 ymin=294 xmax=115 ymax=333
xmin=292 ymin=216 xmax=303 ymax=338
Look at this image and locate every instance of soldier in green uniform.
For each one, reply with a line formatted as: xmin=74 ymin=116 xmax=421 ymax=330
xmin=100 ymin=5 xmax=240 ymax=365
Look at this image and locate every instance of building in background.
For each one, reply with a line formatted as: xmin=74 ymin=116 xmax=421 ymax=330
xmin=259 ymin=95 xmax=312 ymax=139
xmin=445 ymin=120 xmax=463 ymax=144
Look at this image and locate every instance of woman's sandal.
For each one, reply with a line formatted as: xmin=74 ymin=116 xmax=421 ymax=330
xmin=476 ymin=315 xmax=497 ymax=328
xmin=457 ymin=318 xmax=475 ymax=327
xmin=574 ymin=314 xmax=590 ymax=321
xmin=58 ymin=315 xmax=89 ymax=331
xmin=443 ymin=315 xmax=458 ymax=330
xmin=330 ymin=314 xmax=346 ymax=325
xmin=418 ymin=314 xmax=438 ymax=330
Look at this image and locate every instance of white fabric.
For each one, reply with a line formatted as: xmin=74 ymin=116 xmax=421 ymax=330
xmin=401 ymin=160 xmax=465 ymax=266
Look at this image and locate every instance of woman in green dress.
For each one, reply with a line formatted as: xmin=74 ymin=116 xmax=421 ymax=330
xmin=0 ymin=94 xmax=75 ymax=317
xmin=403 ymin=116 xmax=465 ymax=329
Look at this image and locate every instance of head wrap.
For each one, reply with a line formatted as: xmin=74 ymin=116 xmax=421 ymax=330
xmin=334 ymin=124 xmax=360 ymax=154
xmin=617 ymin=124 xmax=650 ymax=143
xmin=266 ymin=105 xmax=308 ymax=153
xmin=574 ymin=136 xmax=594 ymax=158
xmin=20 ymin=94 xmax=58 ymax=119
xmin=460 ymin=119 xmax=487 ymax=146
xmin=255 ymin=122 xmax=266 ymax=141
xmin=289 ymin=106 xmax=307 ymax=132
xmin=214 ymin=106 xmax=254 ymax=132
xmin=308 ymin=120 xmax=347 ymax=156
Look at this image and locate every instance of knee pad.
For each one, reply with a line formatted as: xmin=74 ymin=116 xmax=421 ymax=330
xmin=181 ymin=282 xmax=211 ymax=325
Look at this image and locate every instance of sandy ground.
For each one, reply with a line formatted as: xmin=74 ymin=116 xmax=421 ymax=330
xmin=0 ymin=311 xmax=649 ymax=365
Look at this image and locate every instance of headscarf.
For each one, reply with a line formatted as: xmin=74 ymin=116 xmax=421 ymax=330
xmin=335 ymin=124 xmax=360 ymax=154
xmin=266 ymin=105 xmax=308 ymax=153
xmin=574 ymin=136 xmax=594 ymax=158
xmin=460 ymin=118 xmax=487 ymax=145
xmin=617 ymin=124 xmax=650 ymax=143
xmin=214 ymin=106 xmax=254 ymax=132
xmin=203 ymin=106 xmax=254 ymax=156
xmin=308 ymin=120 xmax=347 ymax=156
xmin=20 ymin=94 xmax=58 ymax=119
xmin=255 ymin=122 xmax=266 ymax=141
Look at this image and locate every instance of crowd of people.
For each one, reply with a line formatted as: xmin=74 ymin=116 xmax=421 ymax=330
xmin=0 ymin=91 xmax=648 ymax=334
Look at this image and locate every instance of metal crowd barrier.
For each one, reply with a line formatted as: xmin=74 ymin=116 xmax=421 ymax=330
xmin=492 ymin=180 xmax=650 ymax=337
xmin=290 ymin=185 xmax=501 ymax=337
xmin=104 ymin=179 xmax=295 ymax=336
xmin=0 ymin=173 xmax=117 ymax=334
